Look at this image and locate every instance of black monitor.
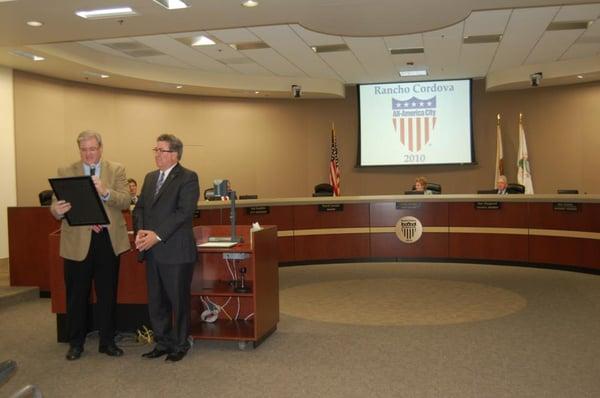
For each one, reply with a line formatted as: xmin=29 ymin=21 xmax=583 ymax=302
xmin=404 ymin=190 xmax=424 ymax=195
xmin=477 ymin=189 xmax=498 ymax=194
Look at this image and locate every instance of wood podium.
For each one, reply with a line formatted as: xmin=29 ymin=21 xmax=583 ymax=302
xmin=192 ymin=225 xmax=279 ymax=348
xmin=48 ymin=225 xmax=279 ymax=348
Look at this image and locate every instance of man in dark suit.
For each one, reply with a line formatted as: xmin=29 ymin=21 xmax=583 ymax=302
xmin=496 ymin=175 xmax=508 ymax=195
xmin=133 ymin=134 xmax=200 ymax=362
xmin=50 ymin=130 xmax=131 ymax=360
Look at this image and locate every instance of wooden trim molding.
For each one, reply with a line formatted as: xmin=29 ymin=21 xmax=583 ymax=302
xmin=529 ymin=229 xmax=600 ymax=240
xmin=449 ymin=227 xmax=529 ymax=235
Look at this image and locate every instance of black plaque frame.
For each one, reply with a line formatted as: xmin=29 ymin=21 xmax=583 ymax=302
xmin=48 ymin=176 xmax=110 ymax=226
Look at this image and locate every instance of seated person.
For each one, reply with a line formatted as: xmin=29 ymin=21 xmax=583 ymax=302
xmin=127 ymin=178 xmax=139 ymax=204
xmin=414 ymin=176 xmax=433 ymax=195
xmin=496 ymin=175 xmax=508 ymax=195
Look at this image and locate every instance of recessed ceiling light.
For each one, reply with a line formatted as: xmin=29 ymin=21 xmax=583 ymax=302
xmin=255 ymin=91 xmax=260 ymax=94
xmin=546 ymin=21 xmax=591 ymax=31
xmin=399 ymin=69 xmax=428 ymax=77
xmin=191 ymin=35 xmax=215 ymax=46
xmin=463 ymin=34 xmax=502 ymax=44
xmin=242 ymin=0 xmax=259 ymax=7
xmin=577 ymin=75 xmax=584 ymax=79
xmin=26 ymin=21 xmax=43 ymax=27
xmin=152 ymin=0 xmax=189 ymax=10
xmin=311 ymin=44 xmax=350 ymax=53
xmin=9 ymin=50 xmax=45 ymax=61
xmin=229 ymin=41 xmax=269 ymax=51
xmin=83 ymin=71 xmax=110 ymax=79
xmin=176 ymin=85 xmax=183 ymax=89
xmin=75 ymin=7 xmax=137 ymax=20
xmin=390 ymin=48 xmax=424 ymax=55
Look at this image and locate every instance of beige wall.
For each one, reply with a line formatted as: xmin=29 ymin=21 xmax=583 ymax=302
xmin=0 ymin=66 xmax=16 ymax=259
xmin=13 ymin=71 xmax=600 ymax=206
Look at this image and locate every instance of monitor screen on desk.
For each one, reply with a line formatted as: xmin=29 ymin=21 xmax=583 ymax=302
xmin=358 ymin=79 xmax=474 ymax=167
xmin=404 ymin=190 xmax=424 ymax=195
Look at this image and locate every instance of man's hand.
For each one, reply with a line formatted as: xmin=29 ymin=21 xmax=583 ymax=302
xmin=91 ymin=225 xmax=103 ymax=233
xmin=135 ymin=230 xmax=160 ymax=251
xmin=91 ymin=175 xmax=108 ymax=197
xmin=51 ymin=200 xmax=71 ymax=219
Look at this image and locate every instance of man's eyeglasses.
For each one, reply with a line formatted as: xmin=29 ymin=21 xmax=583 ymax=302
xmin=152 ymin=148 xmax=174 ymax=154
xmin=79 ymin=147 xmax=99 ymax=153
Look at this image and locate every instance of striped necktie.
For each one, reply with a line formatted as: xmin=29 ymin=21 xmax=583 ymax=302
xmin=154 ymin=171 xmax=165 ymax=196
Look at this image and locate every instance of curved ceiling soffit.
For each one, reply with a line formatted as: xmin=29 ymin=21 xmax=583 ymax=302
xmin=28 ymin=42 xmax=346 ymax=98
xmin=486 ymin=55 xmax=600 ymax=91
xmin=2 ymin=0 xmax=596 ymax=45
xmin=16 ymin=0 xmax=600 ymax=96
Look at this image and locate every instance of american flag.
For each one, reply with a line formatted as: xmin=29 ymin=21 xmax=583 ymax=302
xmin=329 ymin=124 xmax=341 ymax=196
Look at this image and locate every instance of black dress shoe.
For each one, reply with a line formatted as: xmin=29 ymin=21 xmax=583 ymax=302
xmin=165 ymin=350 xmax=187 ymax=362
xmin=99 ymin=344 xmax=124 ymax=357
xmin=66 ymin=346 xmax=83 ymax=361
xmin=142 ymin=348 xmax=170 ymax=359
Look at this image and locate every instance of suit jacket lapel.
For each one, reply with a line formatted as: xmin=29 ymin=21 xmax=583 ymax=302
xmin=99 ymin=159 xmax=110 ymax=186
xmin=152 ymin=163 xmax=180 ymax=205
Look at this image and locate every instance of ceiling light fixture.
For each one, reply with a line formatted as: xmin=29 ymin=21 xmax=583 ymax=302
xmin=9 ymin=50 xmax=45 ymax=61
xmin=83 ymin=71 xmax=110 ymax=79
xmin=311 ymin=44 xmax=350 ymax=53
xmin=399 ymin=69 xmax=428 ymax=77
xmin=153 ymin=0 xmax=189 ymax=10
xmin=26 ymin=21 xmax=44 ymax=27
xmin=242 ymin=1 xmax=259 ymax=8
xmin=176 ymin=85 xmax=183 ymax=89
xmin=546 ymin=21 xmax=591 ymax=31
xmin=229 ymin=41 xmax=269 ymax=50
xmin=191 ymin=35 xmax=215 ymax=46
xmin=390 ymin=48 xmax=424 ymax=55
xmin=463 ymin=34 xmax=502 ymax=44
xmin=577 ymin=75 xmax=584 ymax=79
xmin=75 ymin=7 xmax=137 ymax=20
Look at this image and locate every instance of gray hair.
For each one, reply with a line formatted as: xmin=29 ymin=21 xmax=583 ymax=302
xmin=77 ymin=130 xmax=103 ymax=147
xmin=497 ymin=175 xmax=507 ymax=184
xmin=157 ymin=134 xmax=183 ymax=160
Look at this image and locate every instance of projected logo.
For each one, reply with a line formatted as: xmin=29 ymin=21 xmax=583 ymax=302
xmin=392 ymin=96 xmax=437 ymax=152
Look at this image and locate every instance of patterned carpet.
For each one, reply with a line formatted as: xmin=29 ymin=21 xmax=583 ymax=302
xmin=2 ymin=261 xmax=600 ymax=397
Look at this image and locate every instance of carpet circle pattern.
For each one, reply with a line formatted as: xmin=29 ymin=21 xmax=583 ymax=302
xmin=280 ymin=278 xmax=527 ymax=326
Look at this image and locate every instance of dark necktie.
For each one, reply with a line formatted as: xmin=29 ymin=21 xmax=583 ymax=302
xmin=154 ymin=171 xmax=165 ymax=196
xmin=90 ymin=166 xmax=96 ymax=176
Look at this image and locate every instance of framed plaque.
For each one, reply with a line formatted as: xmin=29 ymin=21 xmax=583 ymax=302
xmin=48 ymin=176 xmax=110 ymax=226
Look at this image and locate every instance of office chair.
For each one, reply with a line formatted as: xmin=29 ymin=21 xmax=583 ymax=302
xmin=38 ymin=190 xmax=53 ymax=206
xmin=426 ymin=183 xmax=442 ymax=194
xmin=313 ymin=183 xmax=334 ymax=197
xmin=0 ymin=360 xmax=43 ymax=398
xmin=506 ymin=183 xmax=525 ymax=194
xmin=410 ymin=183 xmax=442 ymax=194
xmin=204 ymin=188 xmax=217 ymax=201
xmin=557 ymin=189 xmax=579 ymax=194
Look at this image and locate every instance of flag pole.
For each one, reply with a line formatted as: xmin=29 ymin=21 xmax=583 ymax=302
xmin=497 ymin=113 xmax=500 ymax=125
